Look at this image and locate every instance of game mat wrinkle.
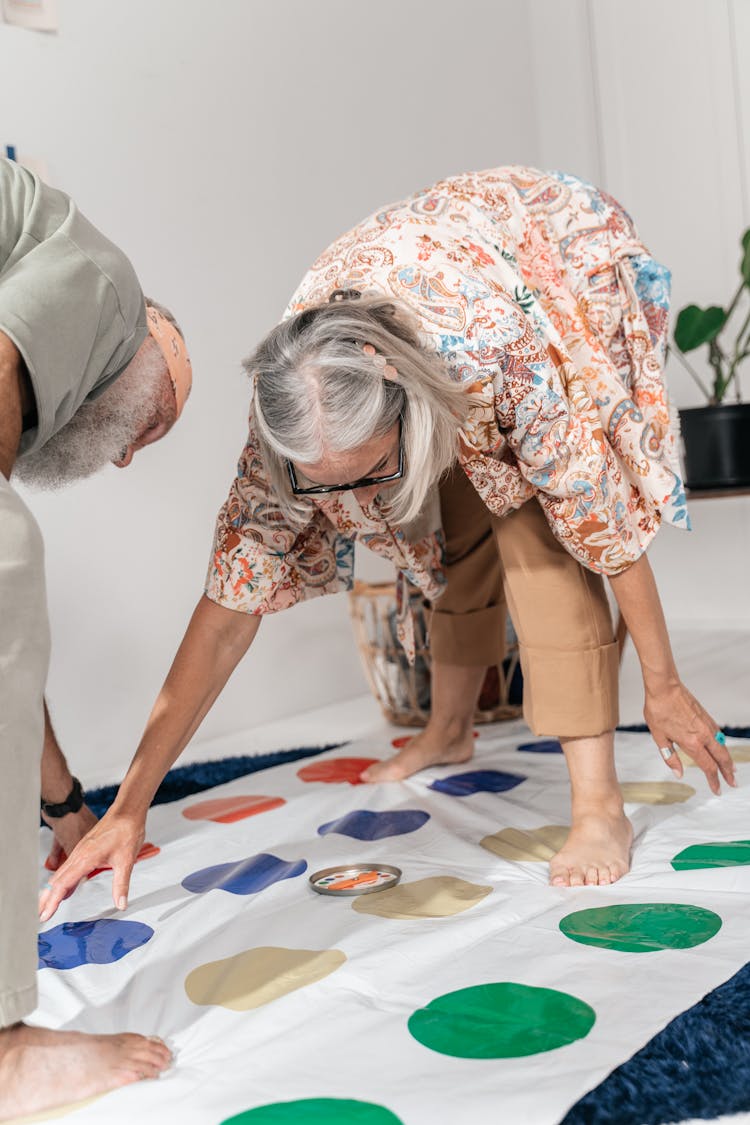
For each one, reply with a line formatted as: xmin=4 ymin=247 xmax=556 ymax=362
xmin=34 ymin=728 xmax=750 ymax=1125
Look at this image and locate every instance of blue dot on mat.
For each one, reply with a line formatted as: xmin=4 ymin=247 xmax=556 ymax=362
xmin=517 ymin=739 xmax=563 ymax=754
xmin=182 ymin=853 xmax=307 ymax=895
xmin=430 ymin=769 xmax=527 ymax=797
xmin=318 ymin=809 xmax=430 ymax=840
xmin=38 ymin=919 xmax=154 ymax=970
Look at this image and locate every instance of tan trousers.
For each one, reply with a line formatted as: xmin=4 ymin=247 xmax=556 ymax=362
xmin=427 ymin=465 xmax=619 ymax=737
xmin=0 ymin=473 xmax=50 ymax=1026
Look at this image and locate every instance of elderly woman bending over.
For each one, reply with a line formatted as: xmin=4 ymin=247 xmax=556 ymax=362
xmin=40 ymin=166 xmax=736 ymax=919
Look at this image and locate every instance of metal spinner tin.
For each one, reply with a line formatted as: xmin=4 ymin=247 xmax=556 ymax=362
xmin=309 ymin=864 xmax=402 ymax=897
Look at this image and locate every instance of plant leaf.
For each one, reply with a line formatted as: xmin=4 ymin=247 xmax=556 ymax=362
xmin=741 ymin=228 xmax=750 ymax=287
xmin=674 ymin=305 xmax=728 ymax=352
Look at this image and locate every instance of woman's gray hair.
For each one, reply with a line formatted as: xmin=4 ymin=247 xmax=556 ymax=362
xmin=245 ymin=293 xmax=469 ymax=527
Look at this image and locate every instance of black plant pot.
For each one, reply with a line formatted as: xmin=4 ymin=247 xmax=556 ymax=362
xmin=679 ymin=403 xmax=750 ymax=490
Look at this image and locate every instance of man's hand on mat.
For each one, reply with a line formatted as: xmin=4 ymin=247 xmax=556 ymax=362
xmin=39 ymin=811 xmax=145 ymax=922
xmin=42 ymin=802 xmax=99 ymax=872
xmin=644 ymin=680 xmax=737 ymax=795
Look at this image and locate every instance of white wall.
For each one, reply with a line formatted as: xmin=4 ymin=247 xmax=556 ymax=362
xmin=0 ymin=0 xmax=541 ymax=773
xmin=528 ymin=0 xmax=750 ymax=627
xmin=1 ymin=0 xmax=748 ymax=781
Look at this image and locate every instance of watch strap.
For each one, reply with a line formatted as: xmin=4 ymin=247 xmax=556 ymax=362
xmin=41 ymin=776 xmax=85 ymax=818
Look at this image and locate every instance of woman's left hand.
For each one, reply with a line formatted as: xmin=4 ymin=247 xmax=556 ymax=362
xmin=644 ymin=679 xmax=737 ymax=794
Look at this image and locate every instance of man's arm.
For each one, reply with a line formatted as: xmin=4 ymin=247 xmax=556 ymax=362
xmin=0 ymin=329 xmax=26 ymax=478
xmin=41 ymin=704 xmax=77 ymax=803
xmin=40 ymin=703 xmax=98 ymax=869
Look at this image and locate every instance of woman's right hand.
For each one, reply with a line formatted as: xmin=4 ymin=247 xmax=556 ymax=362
xmin=38 ymin=598 xmax=262 ymax=924
xmin=39 ymin=808 xmax=146 ymax=922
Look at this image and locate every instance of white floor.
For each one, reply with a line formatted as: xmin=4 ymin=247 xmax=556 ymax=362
xmin=618 ymin=625 xmax=750 ymax=729
xmin=170 ymin=624 xmax=750 ymax=780
xmin=76 ymin=624 xmax=750 ymax=789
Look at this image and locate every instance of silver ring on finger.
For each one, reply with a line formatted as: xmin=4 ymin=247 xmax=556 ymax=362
xmin=658 ymin=746 xmax=674 ymax=763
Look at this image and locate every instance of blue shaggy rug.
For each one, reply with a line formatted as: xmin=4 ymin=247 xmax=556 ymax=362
xmin=80 ymin=727 xmax=750 ymax=1125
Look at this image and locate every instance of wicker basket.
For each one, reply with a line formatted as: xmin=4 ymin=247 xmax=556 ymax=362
xmin=348 ymin=579 xmax=522 ymax=727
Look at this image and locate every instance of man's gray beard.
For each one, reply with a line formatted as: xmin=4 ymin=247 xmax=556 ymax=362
xmin=13 ymin=352 xmax=163 ymax=491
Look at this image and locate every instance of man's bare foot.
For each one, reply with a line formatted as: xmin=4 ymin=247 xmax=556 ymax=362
xmin=362 ymin=722 xmax=475 ymax=783
xmin=0 ymin=1023 xmax=171 ymax=1122
xmin=549 ymin=803 xmax=633 ymax=887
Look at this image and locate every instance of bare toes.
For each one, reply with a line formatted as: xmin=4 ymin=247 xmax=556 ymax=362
xmin=147 ymin=1034 xmax=171 ymax=1052
xmin=568 ymin=869 xmax=585 ymax=887
xmin=122 ymin=1064 xmax=159 ymax=1084
xmin=135 ymin=1046 xmax=170 ymax=1071
xmin=550 ymin=866 xmax=570 ymax=886
xmin=584 ymin=867 xmax=599 ymax=886
xmin=113 ymin=1066 xmax=143 ymax=1088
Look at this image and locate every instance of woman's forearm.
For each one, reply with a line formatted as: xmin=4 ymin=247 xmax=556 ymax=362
xmin=112 ymin=595 xmax=261 ymax=818
xmin=607 ymin=553 xmax=678 ymax=688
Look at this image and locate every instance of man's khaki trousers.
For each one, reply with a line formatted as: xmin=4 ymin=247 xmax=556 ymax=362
xmin=428 ymin=466 xmax=619 ymax=736
xmin=0 ymin=472 xmax=49 ymax=1026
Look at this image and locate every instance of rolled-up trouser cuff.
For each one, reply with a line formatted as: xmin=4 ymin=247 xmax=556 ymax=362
xmin=0 ymin=982 xmax=37 ymax=1028
xmin=521 ymin=640 xmax=620 ymax=737
xmin=426 ymin=603 xmax=506 ymax=667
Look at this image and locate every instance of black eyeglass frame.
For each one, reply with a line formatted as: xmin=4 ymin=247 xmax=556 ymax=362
xmin=286 ymin=418 xmax=404 ymax=496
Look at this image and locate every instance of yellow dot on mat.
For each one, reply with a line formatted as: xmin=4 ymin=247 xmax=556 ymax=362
xmin=352 ymin=876 xmax=492 ymax=919
xmin=620 ymin=781 xmax=696 ymax=805
xmin=480 ymin=825 xmax=569 ymax=862
xmin=678 ymin=744 xmax=750 ymax=767
xmin=185 ymin=946 xmax=346 ymax=1011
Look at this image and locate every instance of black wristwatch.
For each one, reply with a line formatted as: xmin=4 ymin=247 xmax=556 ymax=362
xmin=41 ymin=776 xmax=85 ymax=818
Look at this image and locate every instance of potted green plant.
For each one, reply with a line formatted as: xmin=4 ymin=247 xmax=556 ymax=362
xmin=673 ymin=229 xmax=750 ymax=489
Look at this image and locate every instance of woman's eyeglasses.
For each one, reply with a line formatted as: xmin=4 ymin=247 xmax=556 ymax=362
xmin=286 ymin=419 xmax=404 ymax=496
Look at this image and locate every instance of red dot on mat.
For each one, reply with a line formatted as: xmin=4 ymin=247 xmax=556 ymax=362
xmin=182 ymin=795 xmax=286 ymax=824
xmin=390 ymin=732 xmax=478 ymax=750
xmin=87 ymin=842 xmax=160 ymax=880
xmin=297 ymin=758 xmax=379 ymax=785
xmin=45 ymin=841 xmax=161 ymax=879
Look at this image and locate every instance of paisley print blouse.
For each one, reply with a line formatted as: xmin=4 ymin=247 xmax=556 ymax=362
xmin=205 ymin=166 xmax=688 ymax=659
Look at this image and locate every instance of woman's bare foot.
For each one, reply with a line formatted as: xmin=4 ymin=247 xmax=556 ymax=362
xmin=0 ymin=1023 xmax=171 ymax=1122
xmin=362 ymin=721 xmax=476 ymax=782
xmin=548 ymin=732 xmax=633 ymax=886
xmin=549 ymin=802 xmax=633 ymax=887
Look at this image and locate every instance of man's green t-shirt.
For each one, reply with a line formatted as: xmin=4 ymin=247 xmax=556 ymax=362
xmin=0 ymin=157 xmax=147 ymax=455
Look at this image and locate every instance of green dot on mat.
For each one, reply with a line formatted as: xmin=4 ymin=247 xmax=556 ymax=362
xmin=559 ymin=903 xmax=722 ymax=952
xmin=671 ymin=840 xmax=750 ymax=871
xmin=220 ymin=1100 xmax=403 ymax=1125
xmin=407 ymin=982 xmax=595 ymax=1058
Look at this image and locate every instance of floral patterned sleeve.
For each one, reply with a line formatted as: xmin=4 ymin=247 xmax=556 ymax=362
xmin=459 ymin=274 xmax=686 ymax=576
xmin=204 ymin=418 xmax=355 ymax=614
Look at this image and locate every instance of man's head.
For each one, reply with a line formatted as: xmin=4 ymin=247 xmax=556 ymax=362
xmin=14 ymin=300 xmax=191 ymax=490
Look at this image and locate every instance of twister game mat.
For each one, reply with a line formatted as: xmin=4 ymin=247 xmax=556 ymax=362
xmin=30 ymin=725 xmax=750 ymax=1124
